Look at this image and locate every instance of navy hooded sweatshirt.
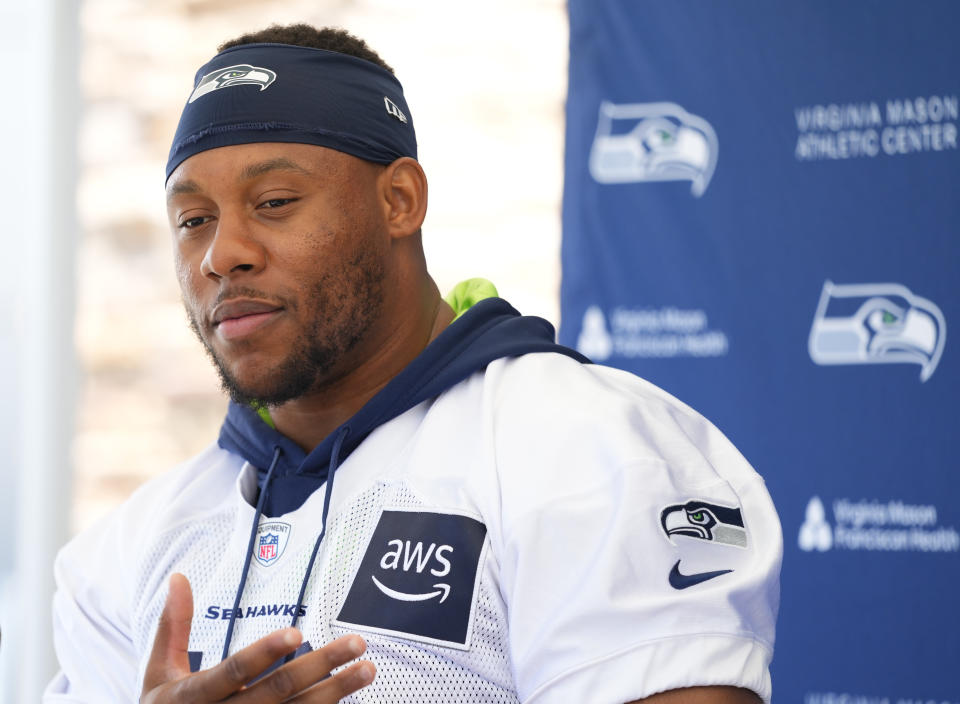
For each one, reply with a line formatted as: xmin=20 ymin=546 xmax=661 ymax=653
xmin=217 ymin=297 xmax=589 ymax=517
xmin=210 ymin=297 xmax=589 ymax=661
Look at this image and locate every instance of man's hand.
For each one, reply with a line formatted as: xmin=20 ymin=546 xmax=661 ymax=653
xmin=141 ymin=573 xmax=376 ymax=702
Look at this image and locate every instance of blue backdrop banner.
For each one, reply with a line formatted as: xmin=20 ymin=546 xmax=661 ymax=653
xmin=561 ymin=1 xmax=959 ymax=700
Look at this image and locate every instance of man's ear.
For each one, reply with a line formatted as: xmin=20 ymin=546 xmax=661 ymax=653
xmin=379 ymin=157 xmax=428 ymax=239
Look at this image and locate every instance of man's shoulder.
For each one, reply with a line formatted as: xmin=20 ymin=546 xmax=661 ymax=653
xmin=124 ymin=441 xmax=241 ymax=519
xmin=60 ymin=442 xmax=243 ymax=561
xmin=476 ymin=351 xmax=760 ymax=490
xmin=484 ymin=351 xmax=701 ymax=425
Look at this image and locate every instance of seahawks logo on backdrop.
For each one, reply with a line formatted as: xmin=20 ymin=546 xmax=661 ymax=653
xmin=660 ymin=500 xmax=747 ymax=548
xmin=808 ymin=280 xmax=946 ymax=382
xmin=589 ymin=101 xmax=718 ymax=197
xmin=188 ymin=64 xmax=278 ymax=103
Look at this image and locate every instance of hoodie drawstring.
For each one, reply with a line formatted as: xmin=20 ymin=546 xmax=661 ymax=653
xmin=288 ymin=426 xmax=350 ymax=633
xmin=221 ymin=445 xmax=283 ymax=662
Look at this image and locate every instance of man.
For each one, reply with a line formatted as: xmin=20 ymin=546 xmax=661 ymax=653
xmin=46 ymin=24 xmax=781 ymax=704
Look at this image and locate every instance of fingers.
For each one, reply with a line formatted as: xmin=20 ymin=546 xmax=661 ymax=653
xmin=142 ymin=577 xmax=375 ymax=704
xmin=238 ymin=634 xmax=375 ymax=703
xmin=142 ymin=573 xmax=195 ymax=692
xmin=187 ymin=627 xmax=304 ymax=701
xmin=289 ymin=660 xmax=376 ymax=703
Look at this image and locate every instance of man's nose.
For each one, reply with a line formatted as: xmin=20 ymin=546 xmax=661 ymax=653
xmin=199 ymin=212 xmax=266 ymax=280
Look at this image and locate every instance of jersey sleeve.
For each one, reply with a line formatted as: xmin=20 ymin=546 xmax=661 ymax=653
xmin=489 ymin=356 xmax=782 ymax=704
xmin=44 ymin=444 xmax=239 ymax=702
xmin=44 ymin=508 xmax=140 ymax=703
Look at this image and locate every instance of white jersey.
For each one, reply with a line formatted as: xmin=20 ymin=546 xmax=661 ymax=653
xmin=46 ymin=352 xmax=781 ymax=703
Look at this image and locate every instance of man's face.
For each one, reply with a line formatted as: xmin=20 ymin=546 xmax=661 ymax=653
xmin=166 ymin=142 xmax=390 ymax=405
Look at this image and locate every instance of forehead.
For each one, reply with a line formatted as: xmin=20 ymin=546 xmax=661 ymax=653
xmin=165 ymin=142 xmax=367 ymax=198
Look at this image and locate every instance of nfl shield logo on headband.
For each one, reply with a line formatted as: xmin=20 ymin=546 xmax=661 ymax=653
xmin=188 ymin=63 xmax=278 ymax=103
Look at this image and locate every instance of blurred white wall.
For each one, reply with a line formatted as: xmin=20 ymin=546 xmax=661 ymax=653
xmin=0 ymin=2 xmax=78 ymax=701
xmin=1 ymin=1 xmax=567 ymax=700
xmin=75 ymin=0 xmax=568 ymax=532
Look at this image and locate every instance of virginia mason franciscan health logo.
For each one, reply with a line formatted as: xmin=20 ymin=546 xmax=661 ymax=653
xmin=576 ymin=305 xmax=729 ymax=361
xmin=589 ymin=101 xmax=718 ymax=196
xmin=798 ymin=496 xmax=959 ymax=553
xmin=808 ymin=281 xmax=946 ymax=381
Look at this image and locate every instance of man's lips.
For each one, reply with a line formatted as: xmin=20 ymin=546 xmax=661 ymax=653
xmin=210 ymin=299 xmax=284 ymax=340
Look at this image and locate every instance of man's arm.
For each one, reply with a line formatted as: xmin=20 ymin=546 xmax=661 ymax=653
xmin=46 ymin=513 xmax=142 ymax=701
xmin=489 ymin=354 xmax=781 ymax=703
xmin=630 ymin=686 xmax=762 ymax=704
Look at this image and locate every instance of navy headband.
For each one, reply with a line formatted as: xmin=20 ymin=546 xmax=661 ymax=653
xmin=166 ymin=43 xmax=417 ymax=180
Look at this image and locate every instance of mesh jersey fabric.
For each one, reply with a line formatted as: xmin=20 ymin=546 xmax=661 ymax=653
xmin=47 ymin=350 xmax=781 ymax=703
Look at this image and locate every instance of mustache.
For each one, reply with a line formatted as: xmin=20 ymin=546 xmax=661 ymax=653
xmin=210 ymin=285 xmax=293 ymax=310
xmin=183 ymin=285 xmax=297 ymax=334
xmin=209 ymin=286 xmax=299 ymax=322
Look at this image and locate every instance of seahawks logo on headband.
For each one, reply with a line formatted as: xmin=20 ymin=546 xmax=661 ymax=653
xmin=660 ymin=500 xmax=747 ymax=548
xmin=188 ymin=64 xmax=278 ymax=104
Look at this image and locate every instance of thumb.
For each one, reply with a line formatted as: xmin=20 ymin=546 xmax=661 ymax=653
xmin=143 ymin=573 xmax=195 ymax=692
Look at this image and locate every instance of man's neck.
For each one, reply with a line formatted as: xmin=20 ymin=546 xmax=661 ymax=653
xmin=268 ymin=294 xmax=455 ymax=453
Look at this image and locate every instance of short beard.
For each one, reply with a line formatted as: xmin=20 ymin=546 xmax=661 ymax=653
xmin=188 ymin=250 xmax=385 ymax=408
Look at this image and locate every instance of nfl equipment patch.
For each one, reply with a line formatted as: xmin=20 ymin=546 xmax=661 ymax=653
xmin=334 ymin=508 xmax=488 ymax=650
xmin=254 ymin=521 xmax=291 ymax=567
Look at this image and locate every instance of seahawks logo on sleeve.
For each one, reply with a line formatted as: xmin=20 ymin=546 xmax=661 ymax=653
xmin=660 ymin=500 xmax=748 ymax=548
xmin=660 ymin=500 xmax=748 ymax=590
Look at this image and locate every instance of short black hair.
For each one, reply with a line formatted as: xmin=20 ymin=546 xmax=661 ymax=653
xmin=217 ymin=23 xmax=394 ymax=74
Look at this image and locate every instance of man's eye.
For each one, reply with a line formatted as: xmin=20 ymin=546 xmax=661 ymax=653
xmin=179 ymin=216 xmax=209 ymax=228
xmin=261 ymin=198 xmax=296 ymax=209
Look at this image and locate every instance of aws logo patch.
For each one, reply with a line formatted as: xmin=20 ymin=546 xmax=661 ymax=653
xmin=334 ymin=508 xmax=488 ymax=650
